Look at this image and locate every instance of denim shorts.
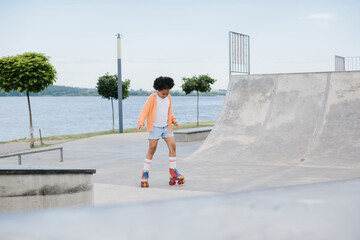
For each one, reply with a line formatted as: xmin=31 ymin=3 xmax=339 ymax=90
xmin=149 ymin=125 xmax=174 ymax=139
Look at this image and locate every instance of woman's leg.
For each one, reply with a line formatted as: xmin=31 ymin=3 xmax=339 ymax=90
xmin=141 ymin=139 xmax=159 ymax=188
xmin=164 ymin=137 xmax=184 ymax=182
xmin=164 ymin=137 xmax=176 ymax=158
xmin=146 ymin=139 xmax=159 ymax=160
xmin=142 ymin=139 xmax=159 ymax=172
xmin=164 ymin=136 xmax=177 ymax=169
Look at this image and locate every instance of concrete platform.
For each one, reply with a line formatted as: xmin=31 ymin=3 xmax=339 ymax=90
xmin=0 ymin=166 xmax=95 ymax=213
xmin=174 ymin=127 xmax=212 ymax=142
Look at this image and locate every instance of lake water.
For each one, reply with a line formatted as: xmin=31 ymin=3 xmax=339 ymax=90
xmin=0 ymin=96 xmax=225 ymax=142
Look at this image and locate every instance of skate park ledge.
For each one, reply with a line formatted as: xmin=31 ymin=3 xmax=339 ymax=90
xmin=174 ymin=127 xmax=212 ymax=142
xmin=0 ymin=166 xmax=96 ymax=213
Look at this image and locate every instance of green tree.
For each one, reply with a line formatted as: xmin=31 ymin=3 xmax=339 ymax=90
xmin=0 ymin=52 xmax=57 ymax=148
xmin=96 ymin=73 xmax=130 ymax=132
xmin=181 ymin=74 xmax=216 ymax=126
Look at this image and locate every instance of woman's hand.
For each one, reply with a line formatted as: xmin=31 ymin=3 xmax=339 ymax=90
xmin=173 ymin=121 xmax=181 ymax=128
xmin=137 ymin=124 xmax=143 ymax=132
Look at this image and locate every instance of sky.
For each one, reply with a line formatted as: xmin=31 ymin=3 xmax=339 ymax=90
xmin=0 ymin=0 xmax=359 ymax=91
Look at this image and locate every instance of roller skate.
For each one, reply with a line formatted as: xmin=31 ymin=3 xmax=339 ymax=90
xmin=169 ymin=168 xmax=185 ymax=185
xmin=141 ymin=170 xmax=149 ymax=188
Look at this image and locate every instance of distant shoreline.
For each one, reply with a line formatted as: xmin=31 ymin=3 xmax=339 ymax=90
xmin=0 ymin=85 xmax=226 ymax=97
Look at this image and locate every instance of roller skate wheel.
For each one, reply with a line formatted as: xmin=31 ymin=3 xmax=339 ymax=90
xmin=169 ymin=180 xmax=176 ymax=185
xmin=141 ymin=182 xmax=149 ymax=188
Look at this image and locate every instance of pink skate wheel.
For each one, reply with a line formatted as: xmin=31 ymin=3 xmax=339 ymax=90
xmin=141 ymin=182 xmax=149 ymax=188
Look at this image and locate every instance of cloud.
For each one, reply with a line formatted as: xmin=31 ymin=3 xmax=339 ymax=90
xmin=300 ymin=13 xmax=337 ymax=21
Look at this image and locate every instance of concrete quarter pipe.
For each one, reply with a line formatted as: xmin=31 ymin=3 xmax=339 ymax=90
xmin=186 ymin=71 xmax=360 ymax=192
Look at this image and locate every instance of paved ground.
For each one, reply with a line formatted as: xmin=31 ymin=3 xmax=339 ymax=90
xmin=0 ymin=132 xmax=215 ymax=205
xmin=1 ymin=178 xmax=359 ymax=240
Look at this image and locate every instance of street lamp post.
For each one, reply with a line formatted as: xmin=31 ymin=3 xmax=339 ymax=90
xmin=117 ymin=33 xmax=123 ymax=133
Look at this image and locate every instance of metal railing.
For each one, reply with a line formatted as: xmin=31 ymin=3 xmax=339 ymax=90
xmin=229 ymin=31 xmax=250 ymax=75
xmin=335 ymin=55 xmax=345 ymax=71
xmin=335 ymin=55 xmax=360 ymax=71
xmin=0 ymin=147 xmax=63 ymax=165
xmin=345 ymin=56 xmax=360 ymax=71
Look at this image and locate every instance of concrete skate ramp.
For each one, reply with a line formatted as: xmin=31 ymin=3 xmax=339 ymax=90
xmin=186 ymin=71 xmax=360 ymax=191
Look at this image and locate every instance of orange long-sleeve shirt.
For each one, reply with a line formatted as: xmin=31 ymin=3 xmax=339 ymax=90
xmin=137 ymin=93 xmax=177 ymax=132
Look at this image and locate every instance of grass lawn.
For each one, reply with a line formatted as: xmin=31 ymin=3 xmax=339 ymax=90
xmin=1 ymin=120 xmax=216 ymax=144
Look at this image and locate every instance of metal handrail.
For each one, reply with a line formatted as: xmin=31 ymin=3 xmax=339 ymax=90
xmin=0 ymin=147 xmax=63 ymax=165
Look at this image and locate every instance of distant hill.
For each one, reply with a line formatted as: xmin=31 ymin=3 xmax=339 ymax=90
xmin=0 ymin=85 xmax=226 ymax=97
xmin=0 ymin=85 xmax=99 ymax=96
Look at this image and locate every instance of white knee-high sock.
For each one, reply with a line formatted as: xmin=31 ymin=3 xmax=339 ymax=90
xmin=143 ymin=158 xmax=152 ymax=171
xmin=169 ymin=157 xmax=176 ymax=169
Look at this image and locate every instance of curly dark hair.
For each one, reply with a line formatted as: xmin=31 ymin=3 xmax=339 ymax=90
xmin=153 ymin=76 xmax=175 ymax=90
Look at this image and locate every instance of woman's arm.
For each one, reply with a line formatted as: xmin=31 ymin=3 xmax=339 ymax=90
xmin=137 ymin=95 xmax=153 ymax=130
